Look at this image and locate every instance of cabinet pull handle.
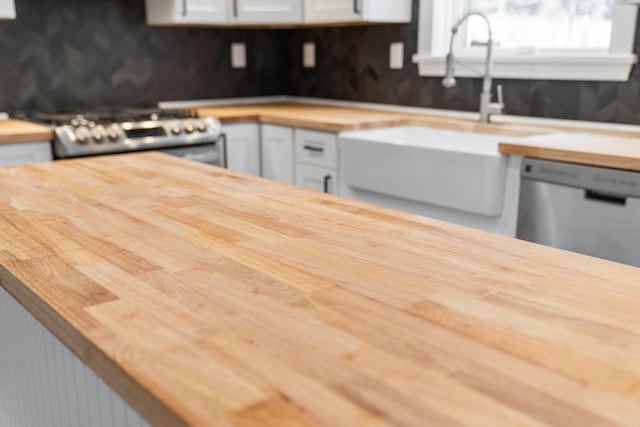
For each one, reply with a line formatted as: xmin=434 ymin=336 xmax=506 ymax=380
xmin=182 ymin=0 xmax=188 ymax=16
xmin=353 ymin=0 xmax=361 ymax=14
xmin=323 ymin=175 xmax=332 ymax=193
xmin=233 ymin=0 xmax=239 ymax=17
xmin=585 ymin=190 xmax=626 ymax=206
xmin=303 ymin=145 xmax=324 ymax=153
xmin=221 ymin=133 xmax=228 ymax=169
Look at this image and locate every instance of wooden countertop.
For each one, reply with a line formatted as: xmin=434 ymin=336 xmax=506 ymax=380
xmin=0 ymin=119 xmax=53 ymax=144
xmin=199 ymin=102 xmax=640 ymax=171
xmin=197 ymin=103 xmax=542 ymax=136
xmin=1 ymin=152 xmax=639 ymax=427
xmin=499 ymin=132 xmax=640 ymax=171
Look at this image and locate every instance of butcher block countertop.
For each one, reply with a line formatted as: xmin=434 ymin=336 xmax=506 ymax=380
xmin=198 ymin=101 xmax=640 ymax=171
xmin=0 ymin=118 xmax=53 ymax=144
xmin=499 ymin=132 xmax=640 ymax=172
xmin=1 ymin=152 xmax=640 ymax=427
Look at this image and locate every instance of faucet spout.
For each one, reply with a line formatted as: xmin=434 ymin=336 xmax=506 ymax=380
xmin=442 ymin=11 xmax=504 ymax=124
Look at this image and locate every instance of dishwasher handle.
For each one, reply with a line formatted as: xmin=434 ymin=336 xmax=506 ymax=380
xmin=585 ymin=190 xmax=627 ymax=206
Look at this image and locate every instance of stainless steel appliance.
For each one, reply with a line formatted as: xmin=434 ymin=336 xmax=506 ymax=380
xmin=517 ymin=157 xmax=640 ymax=267
xmin=16 ymin=108 xmax=225 ymax=166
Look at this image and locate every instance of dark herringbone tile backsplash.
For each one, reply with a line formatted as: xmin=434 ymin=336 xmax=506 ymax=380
xmin=1 ymin=0 xmax=640 ymax=124
xmin=0 ymin=0 xmax=289 ymax=113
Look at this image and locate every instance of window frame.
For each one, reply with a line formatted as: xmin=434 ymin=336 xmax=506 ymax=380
xmin=413 ymin=0 xmax=639 ymax=81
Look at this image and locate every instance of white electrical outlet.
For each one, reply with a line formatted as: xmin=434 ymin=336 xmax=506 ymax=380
xmin=303 ymin=42 xmax=316 ymax=68
xmin=389 ymin=42 xmax=404 ymax=70
xmin=231 ymin=43 xmax=247 ymax=69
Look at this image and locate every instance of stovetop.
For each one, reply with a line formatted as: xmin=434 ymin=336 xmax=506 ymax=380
xmin=14 ymin=107 xmax=222 ymax=159
xmin=15 ymin=108 xmax=199 ymax=127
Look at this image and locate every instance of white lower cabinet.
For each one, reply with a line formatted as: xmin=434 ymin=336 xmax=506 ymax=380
xmin=223 ymin=122 xmax=260 ymax=176
xmin=294 ymin=128 xmax=339 ymax=194
xmin=261 ymin=124 xmax=295 ymax=184
xmin=296 ymin=163 xmax=338 ymax=194
xmin=257 ymin=124 xmax=341 ymax=193
xmin=0 ymin=141 xmax=52 ymax=167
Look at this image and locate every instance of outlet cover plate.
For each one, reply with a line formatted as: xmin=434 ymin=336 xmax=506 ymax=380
xmin=231 ymin=43 xmax=247 ymax=69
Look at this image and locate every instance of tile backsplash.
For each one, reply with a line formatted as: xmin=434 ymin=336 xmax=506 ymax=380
xmin=0 ymin=0 xmax=288 ymax=112
xmin=2 ymin=0 xmax=640 ymax=124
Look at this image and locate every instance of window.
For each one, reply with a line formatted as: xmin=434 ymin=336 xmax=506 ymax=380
xmin=414 ymin=0 xmax=638 ymax=81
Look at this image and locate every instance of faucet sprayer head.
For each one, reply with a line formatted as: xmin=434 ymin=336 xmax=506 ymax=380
xmin=442 ymin=53 xmax=457 ymax=88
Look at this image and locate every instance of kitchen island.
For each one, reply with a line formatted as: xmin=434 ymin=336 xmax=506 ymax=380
xmin=0 ymin=152 xmax=639 ymax=427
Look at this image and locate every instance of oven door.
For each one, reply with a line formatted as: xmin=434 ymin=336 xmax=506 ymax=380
xmin=158 ymin=141 xmax=224 ymax=167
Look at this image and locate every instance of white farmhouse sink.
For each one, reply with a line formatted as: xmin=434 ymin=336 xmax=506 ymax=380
xmin=339 ymin=126 xmax=510 ymax=217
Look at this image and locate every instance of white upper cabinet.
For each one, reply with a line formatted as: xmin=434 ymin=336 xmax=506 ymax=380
xmin=304 ymin=0 xmax=359 ymax=23
xmin=233 ymin=0 xmax=302 ymax=24
xmin=0 ymin=0 xmax=16 ymax=19
xmin=145 ymin=0 xmax=228 ymax=25
xmin=145 ymin=0 xmax=411 ymax=26
xmin=304 ymin=0 xmax=411 ymax=24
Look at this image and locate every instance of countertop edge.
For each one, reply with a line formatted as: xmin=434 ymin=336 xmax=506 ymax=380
xmin=0 ymin=265 xmax=187 ymax=427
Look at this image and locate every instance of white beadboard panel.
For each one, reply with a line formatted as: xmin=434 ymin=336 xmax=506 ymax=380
xmin=0 ymin=287 xmax=150 ymax=427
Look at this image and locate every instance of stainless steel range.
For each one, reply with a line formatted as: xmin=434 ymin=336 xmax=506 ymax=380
xmin=17 ymin=108 xmax=225 ymax=167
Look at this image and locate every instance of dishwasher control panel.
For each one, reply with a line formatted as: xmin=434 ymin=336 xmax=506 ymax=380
xmin=521 ymin=158 xmax=640 ymax=199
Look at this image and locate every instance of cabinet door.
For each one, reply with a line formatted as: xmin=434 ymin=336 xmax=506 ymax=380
xmin=184 ymin=0 xmax=227 ymax=22
xmin=145 ymin=0 xmax=227 ymax=25
xmin=304 ymin=0 xmax=360 ymax=23
xmin=261 ymin=124 xmax=294 ymax=184
xmin=234 ymin=0 xmax=302 ymax=24
xmin=0 ymin=142 xmax=52 ymax=167
xmin=0 ymin=0 xmax=15 ymax=19
xmin=295 ymin=163 xmax=338 ymax=194
xmin=223 ymin=123 xmax=260 ymax=176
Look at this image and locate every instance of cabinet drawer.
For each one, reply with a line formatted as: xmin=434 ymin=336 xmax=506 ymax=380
xmin=295 ymin=129 xmax=338 ymax=169
xmin=295 ymin=163 xmax=338 ymax=194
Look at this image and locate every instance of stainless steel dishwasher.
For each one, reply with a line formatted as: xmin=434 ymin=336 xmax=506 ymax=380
xmin=517 ymin=157 xmax=640 ymax=267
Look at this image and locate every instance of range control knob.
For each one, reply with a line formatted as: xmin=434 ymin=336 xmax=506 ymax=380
xmin=106 ymin=126 xmax=120 ymax=142
xmin=92 ymin=127 xmax=105 ymax=143
xmin=196 ymin=120 xmax=208 ymax=133
xmin=170 ymin=123 xmax=182 ymax=135
xmin=184 ymin=122 xmax=195 ymax=134
xmin=75 ymin=127 xmax=91 ymax=144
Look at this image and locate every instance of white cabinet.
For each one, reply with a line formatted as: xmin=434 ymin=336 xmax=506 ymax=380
xmin=304 ymin=0 xmax=411 ymax=24
xmin=0 ymin=142 xmax=52 ymax=167
xmin=223 ymin=123 xmax=261 ymax=176
xmin=296 ymin=163 xmax=338 ymax=194
xmin=261 ymin=124 xmax=294 ymax=184
xmin=145 ymin=0 xmax=410 ymax=25
xmin=295 ymin=129 xmax=339 ymax=194
xmin=0 ymin=0 xmax=15 ymax=19
xmin=233 ymin=0 xmax=302 ymax=24
xmin=145 ymin=0 xmax=228 ymax=25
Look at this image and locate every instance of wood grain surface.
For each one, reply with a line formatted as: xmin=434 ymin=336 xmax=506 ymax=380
xmin=197 ymin=103 xmax=542 ymax=136
xmin=199 ymin=102 xmax=640 ymax=171
xmin=499 ymin=132 xmax=640 ymax=172
xmin=0 ymin=119 xmax=53 ymax=144
xmin=1 ymin=152 xmax=640 ymax=427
